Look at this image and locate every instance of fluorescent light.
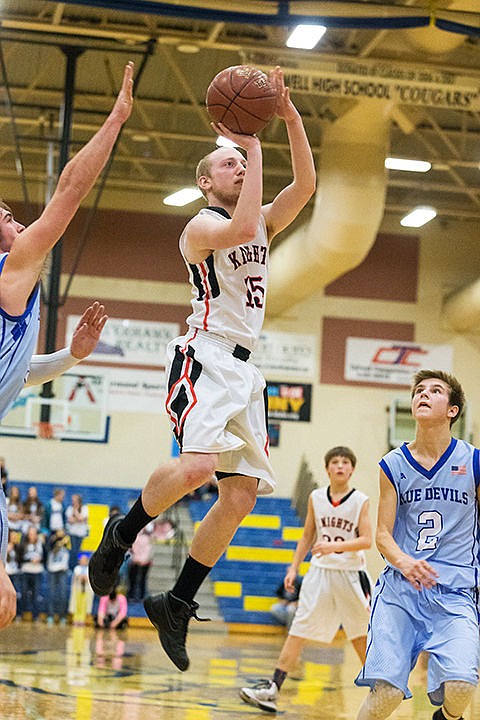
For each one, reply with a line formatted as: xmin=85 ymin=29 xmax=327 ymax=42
xmin=216 ymin=135 xmax=238 ymax=148
xmin=385 ymin=157 xmax=432 ymax=173
xmin=400 ymin=206 xmax=437 ymax=228
xmin=163 ymin=188 xmax=203 ymax=207
xmin=286 ymin=24 xmax=326 ymax=50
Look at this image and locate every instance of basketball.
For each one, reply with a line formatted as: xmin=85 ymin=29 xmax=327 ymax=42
xmin=206 ymin=65 xmax=277 ymax=135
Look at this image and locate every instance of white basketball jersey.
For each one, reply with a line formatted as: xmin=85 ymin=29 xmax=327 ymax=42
xmin=310 ymin=486 xmax=369 ymax=571
xmin=380 ymin=438 xmax=480 ymax=588
xmin=0 ymin=253 xmax=41 ymax=420
xmin=181 ymin=207 xmax=268 ymax=352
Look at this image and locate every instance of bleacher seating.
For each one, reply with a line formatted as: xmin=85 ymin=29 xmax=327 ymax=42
xmin=188 ymin=495 xmax=308 ymax=627
xmin=11 ymin=482 xmax=307 ymax=627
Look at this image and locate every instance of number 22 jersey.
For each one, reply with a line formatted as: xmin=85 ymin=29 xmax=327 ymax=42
xmin=380 ymin=438 xmax=480 ymax=588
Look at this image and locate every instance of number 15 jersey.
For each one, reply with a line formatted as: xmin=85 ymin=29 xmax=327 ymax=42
xmin=180 ymin=207 xmax=268 ymax=353
xmin=380 ymin=438 xmax=480 ymax=588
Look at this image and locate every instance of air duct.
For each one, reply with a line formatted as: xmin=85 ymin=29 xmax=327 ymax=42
xmin=443 ymin=282 xmax=480 ymax=333
xmin=267 ymin=99 xmax=389 ymax=317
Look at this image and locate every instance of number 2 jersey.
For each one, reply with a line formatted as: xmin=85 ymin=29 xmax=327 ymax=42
xmin=0 ymin=252 xmax=41 ymax=420
xmin=380 ymin=438 xmax=480 ymax=588
xmin=180 ymin=207 xmax=268 ymax=353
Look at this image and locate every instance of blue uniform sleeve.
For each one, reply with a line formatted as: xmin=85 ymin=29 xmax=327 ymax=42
xmin=379 ymin=458 xmax=395 ymax=485
xmin=472 ymin=448 xmax=480 ymax=489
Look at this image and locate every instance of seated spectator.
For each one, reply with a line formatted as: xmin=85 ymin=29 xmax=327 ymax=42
xmin=46 ymin=529 xmax=71 ymax=625
xmin=127 ymin=525 xmax=154 ymax=601
xmin=22 ymin=486 xmax=44 ymax=533
xmin=69 ymin=553 xmax=94 ymax=626
xmin=96 ymin=588 xmax=128 ymax=630
xmin=5 ymin=530 xmax=22 ymax=620
xmin=19 ymin=525 xmax=45 ymax=622
xmin=7 ymin=485 xmax=24 ymax=532
xmin=66 ymin=494 xmax=89 ymax=570
xmin=270 ymin=575 xmax=302 ymax=629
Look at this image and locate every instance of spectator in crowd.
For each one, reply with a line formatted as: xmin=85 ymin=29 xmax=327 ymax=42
xmin=66 ymin=494 xmax=89 ymax=570
xmin=46 ymin=528 xmax=71 ymax=625
xmin=153 ymin=515 xmax=176 ymax=543
xmin=19 ymin=525 xmax=45 ymax=622
xmin=5 ymin=530 xmax=22 ymax=620
xmin=22 ymin=486 xmax=43 ymax=533
xmin=0 ymin=456 xmax=8 ymax=494
xmin=270 ymin=575 xmax=302 ymax=630
xmin=69 ymin=553 xmax=94 ymax=626
xmin=96 ymin=588 xmax=128 ymax=630
xmin=128 ymin=526 xmax=154 ymax=601
xmin=6 ymin=485 xmax=24 ymax=532
xmin=43 ymin=488 xmax=66 ymax=535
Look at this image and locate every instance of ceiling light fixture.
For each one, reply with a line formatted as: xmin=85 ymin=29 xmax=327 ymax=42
xmin=163 ymin=188 xmax=203 ymax=207
xmin=286 ymin=24 xmax=326 ymax=50
xmin=400 ymin=206 xmax=437 ymax=228
xmin=385 ymin=157 xmax=432 ymax=172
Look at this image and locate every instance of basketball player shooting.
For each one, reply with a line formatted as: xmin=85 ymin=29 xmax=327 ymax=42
xmin=89 ymin=65 xmax=316 ymax=671
xmin=0 ymin=61 xmax=134 ymax=629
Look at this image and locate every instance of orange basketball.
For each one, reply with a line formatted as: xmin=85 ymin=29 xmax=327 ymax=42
xmin=206 ymin=65 xmax=277 ymax=135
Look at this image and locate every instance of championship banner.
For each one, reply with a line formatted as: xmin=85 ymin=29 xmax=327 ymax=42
xmin=345 ymin=338 xmax=453 ymax=386
xmin=67 ymin=316 xmax=179 ymax=367
xmin=255 ymin=59 xmax=480 ymax=111
xmin=267 ymin=382 xmax=312 ymax=422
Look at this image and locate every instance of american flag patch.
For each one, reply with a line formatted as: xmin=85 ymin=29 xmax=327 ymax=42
xmin=451 ymin=465 xmax=466 ymax=475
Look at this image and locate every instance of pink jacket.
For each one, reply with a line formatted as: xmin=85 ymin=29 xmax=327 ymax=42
xmin=98 ymin=593 xmax=128 ymax=623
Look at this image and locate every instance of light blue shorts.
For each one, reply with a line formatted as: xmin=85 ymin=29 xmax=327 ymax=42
xmin=355 ymin=567 xmax=479 ymax=705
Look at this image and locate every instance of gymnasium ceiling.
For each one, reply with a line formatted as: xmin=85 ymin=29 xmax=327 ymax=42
xmin=1 ymin=1 xmax=480 ymax=225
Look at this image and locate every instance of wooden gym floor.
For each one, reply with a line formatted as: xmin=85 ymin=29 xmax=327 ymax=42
xmin=0 ymin=621 xmax=478 ymax=719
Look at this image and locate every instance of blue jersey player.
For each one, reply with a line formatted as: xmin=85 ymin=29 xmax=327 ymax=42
xmin=0 ymin=61 xmax=134 ymax=630
xmin=356 ymin=369 xmax=479 ymax=720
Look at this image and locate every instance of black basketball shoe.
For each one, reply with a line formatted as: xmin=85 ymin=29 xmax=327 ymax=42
xmin=432 ymin=710 xmax=463 ymax=720
xmin=143 ymin=591 xmax=209 ymax=671
xmin=88 ymin=515 xmax=130 ymax=596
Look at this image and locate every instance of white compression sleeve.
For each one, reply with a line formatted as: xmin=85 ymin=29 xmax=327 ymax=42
xmin=25 ymin=347 xmax=81 ymax=387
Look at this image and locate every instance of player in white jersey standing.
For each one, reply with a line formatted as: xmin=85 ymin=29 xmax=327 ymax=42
xmin=356 ymin=369 xmax=480 ymax=720
xmin=89 ymin=66 xmax=316 ymax=671
xmin=0 ymin=61 xmax=134 ymax=629
xmin=240 ymin=446 xmax=372 ymax=713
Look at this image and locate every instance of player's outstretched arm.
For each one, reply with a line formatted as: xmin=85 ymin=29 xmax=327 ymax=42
xmin=1 ymin=62 xmax=134 ymax=316
xmin=262 ymin=66 xmax=316 ymax=241
xmin=25 ymin=301 xmax=108 ymax=387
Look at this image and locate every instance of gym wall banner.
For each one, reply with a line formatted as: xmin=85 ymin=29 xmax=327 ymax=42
xmin=267 ymin=382 xmax=312 ymax=423
xmin=344 ymin=338 xmax=453 ymax=386
xmin=66 ymin=316 xmax=180 ymax=367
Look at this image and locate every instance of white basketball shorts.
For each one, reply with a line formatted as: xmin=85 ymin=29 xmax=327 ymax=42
xmin=165 ymin=329 xmax=275 ymax=495
xmin=289 ymin=565 xmax=371 ymax=643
